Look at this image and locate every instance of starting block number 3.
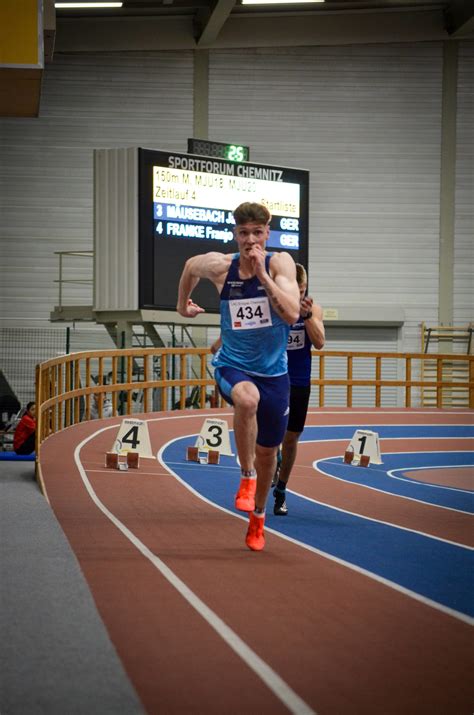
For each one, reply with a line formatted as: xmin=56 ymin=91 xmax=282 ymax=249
xmin=195 ymin=418 xmax=234 ymax=456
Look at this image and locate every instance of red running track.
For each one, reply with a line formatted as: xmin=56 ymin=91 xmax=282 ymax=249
xmin=39 ymin=408 xmax=473 ymax=715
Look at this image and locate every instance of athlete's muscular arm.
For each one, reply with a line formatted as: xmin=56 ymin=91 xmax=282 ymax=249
xmin=176 ymin=252 xmax=230 ymax=318
xmin=302 ymin=298 xmax=325 ymax=349
xmin=252 ymin=249 xmax=299 ymax=325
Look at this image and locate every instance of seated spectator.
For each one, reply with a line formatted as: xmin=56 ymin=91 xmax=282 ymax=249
xmin=90 ymin=393 xmax=112 ymax=420
xmin=13 ymin=402 xmax=36 ymax=455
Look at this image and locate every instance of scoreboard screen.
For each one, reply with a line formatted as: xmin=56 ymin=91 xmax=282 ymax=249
xmin=138 ymin=148 xmax=309 ymax=313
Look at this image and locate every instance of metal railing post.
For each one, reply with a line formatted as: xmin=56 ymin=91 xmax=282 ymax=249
xmin=58 ymin=253 xmax=63 ymax=309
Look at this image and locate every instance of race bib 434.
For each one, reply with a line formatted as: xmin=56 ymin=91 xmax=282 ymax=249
xmin=229 ymin=297 xmax=272 ymax=330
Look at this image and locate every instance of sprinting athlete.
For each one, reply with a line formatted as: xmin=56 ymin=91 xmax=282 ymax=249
xmin=273 ymin=263 xmax=325 ymax=515
xmin=177 ymin=202 xmax=299 ymax=551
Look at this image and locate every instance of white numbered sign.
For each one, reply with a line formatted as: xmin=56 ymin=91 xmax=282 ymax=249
xmin=346 ymin=429 xmax=382 ymax=464
xmin=113 ymin=419 xmax=154 ymax=459
xmin=195 ymin=418 xmax=234 ymax=456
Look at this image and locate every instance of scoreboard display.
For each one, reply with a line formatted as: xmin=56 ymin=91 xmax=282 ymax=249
xmin=138 ymin=148 xmax=309 ymax=313
xmin=187 ymin=138 xmax=250 ymax=163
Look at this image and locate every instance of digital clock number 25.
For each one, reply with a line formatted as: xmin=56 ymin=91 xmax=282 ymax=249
xmin=226 ymin=145 xmax=246 ymax=162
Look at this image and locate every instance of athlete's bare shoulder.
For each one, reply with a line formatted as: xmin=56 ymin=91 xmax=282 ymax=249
xmin=187 ymin=251 xmax=232 ymax=279
xmin=268 ymin=250 xmax=296 ymax=279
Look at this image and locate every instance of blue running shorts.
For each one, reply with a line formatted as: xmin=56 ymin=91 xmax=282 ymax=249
xmin=214 ymin=367 xmax=290 ymax=448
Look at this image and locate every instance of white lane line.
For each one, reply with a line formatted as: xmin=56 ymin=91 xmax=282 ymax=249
xmin=285 ymin=488 xmax=473 ymax=550
xmin=165 ymin=450 xmax=472 ymax=551
xmin=74 ymin=421 xmax=316 ymax=715
xmin=302 ymin=436 xmax=474 ymax=441
xmin=313 ymin=458 xmax=473 ymax=516
xmin=86 ymin=469 xmax=169 ymax=476
xmin=157 ymin=437 xmax=473 ymax=627
xmin=387 ymin=465 xmax=474 ymax=495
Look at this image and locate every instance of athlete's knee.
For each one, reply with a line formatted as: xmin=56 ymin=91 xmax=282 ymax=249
xmin=255 ymin=443 xmax=277 ymax=463
xmin=232 ymin=381 xmax=259 ymax=413
xmin=283 ymin=430 xmax=301 ymax=449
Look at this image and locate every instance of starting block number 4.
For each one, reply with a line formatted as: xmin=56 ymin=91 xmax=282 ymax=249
xmin=113 ymin=418 xmax=154 ymax=459
xmin=346 ymin=429 xmax=382 ymax=465
xmin=195 ymin=418 xmax=234 ymax=456
xmin=105 ymin=452 xmax=140 ymax=470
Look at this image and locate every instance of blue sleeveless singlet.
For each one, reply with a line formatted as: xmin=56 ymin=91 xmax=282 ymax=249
xmin=212 ymin=253 xmax=290 ymax=377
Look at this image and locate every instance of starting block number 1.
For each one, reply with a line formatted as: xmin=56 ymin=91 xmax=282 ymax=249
xmin=346 ymin=429 xmax=382 ymax=464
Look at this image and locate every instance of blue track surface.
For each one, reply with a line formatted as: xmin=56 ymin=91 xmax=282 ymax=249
xmin=296 ymin=424 xmax=474 ymax=441
xmin=161 ymin=423 xmax=473 ymax=619
xmin=319 ymin=452 xmax=474 ymax=512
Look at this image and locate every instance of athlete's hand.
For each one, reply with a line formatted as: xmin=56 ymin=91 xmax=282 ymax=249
xmin=248 ymin=244 xmax=267 ymax=279
xmin=178 ymin=298 xmax=205 ymax=318
xmin=300 ymin=295 xmax=314 ymax=316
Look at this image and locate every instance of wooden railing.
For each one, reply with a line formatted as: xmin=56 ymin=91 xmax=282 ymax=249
xmin=35 ymin=347 xmax=217 ymax=453
xmin=311 ymin=350 xmax=473 ymax=409
xmin=36 ymin=348 xmax=474 ymax=458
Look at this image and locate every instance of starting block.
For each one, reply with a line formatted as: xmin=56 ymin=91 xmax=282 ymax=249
xmin=105 ymin=451 xmax=140 ymax=470
xmin=112 ymin=418 xmax=154 ymax=459
xmin=186 ymin=446 xmax=220 ymax=465
xmin=343 ymin=446 xmax=355 ymax=464
xmin=195 ymin=418 xmax=233 ymax=456
xmin=208 ymin=450 xmax=220 ymax=465
xmin=344 ymin=429 xmax=382 ymax=465
xmin=186 ymin=446 xmax=199 ymax=462
xmin=106 ymin=452 xmax=118 ymax=469
xmin=126 ymin=452 xmax=140 ymax=469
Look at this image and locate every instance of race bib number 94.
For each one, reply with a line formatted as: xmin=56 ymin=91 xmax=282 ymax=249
xmin=229 ymin=297 xmax=272 ymax=330
xmin=287 ymin=328 xmax=305 ymax=350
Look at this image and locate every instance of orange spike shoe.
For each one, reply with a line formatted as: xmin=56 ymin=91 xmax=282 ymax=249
xmin=245 ymin=512 xmax=265 ymax=551
xmin=235 ymin=477 xmax=257 ymax=512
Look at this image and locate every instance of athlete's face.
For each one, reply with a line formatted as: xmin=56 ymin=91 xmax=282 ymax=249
xmin=299 ymin=282 xmax=307 ymax=301
xmin=234 ymin=221 xmax=269 ymax=256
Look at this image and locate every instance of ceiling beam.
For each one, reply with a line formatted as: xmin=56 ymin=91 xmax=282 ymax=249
xmin=445 ymin=0 xmax=474 ymax=37
xmin=196 ymin=0 xmax=237 ymax=47
xmin=210 ymin=9 xmax=449 ymax=48
xmin=55 ymin=9 xmax=450 ymax=52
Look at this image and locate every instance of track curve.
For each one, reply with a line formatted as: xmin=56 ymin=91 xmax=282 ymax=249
xmin=39 ymin=408 xmax=473 ymax=715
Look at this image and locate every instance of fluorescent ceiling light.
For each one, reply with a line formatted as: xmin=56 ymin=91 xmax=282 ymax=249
xmin=242 ymin=0 xmax=324 ymax=3
xmin=55 ymin=2 xmax=123 ymax=8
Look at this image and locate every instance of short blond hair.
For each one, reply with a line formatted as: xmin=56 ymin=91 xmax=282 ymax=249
xmin=233 ymin=202 xmax=271 ymax=226
xmin=295 ymin=263 xmax=307 ymax=288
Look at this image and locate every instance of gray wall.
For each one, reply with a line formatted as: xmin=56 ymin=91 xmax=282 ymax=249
xmin=0 ymin=51 xmax=194 ymax=324
xmin=209 ymin=42 xmax=450 ymax=354
xmin=454 ymin=41 xmax=474 ymax=325
xmin=0 ymin=40 xmax=472 ymax=405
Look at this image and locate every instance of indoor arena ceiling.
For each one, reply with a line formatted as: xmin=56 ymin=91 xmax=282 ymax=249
xmin=53 ymin=0 xmax=472 ymax=25
xmin=53 ymin=0 xmax=474 ymax=50
xmin=2 ymin=0 xmax=472 ymax=117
